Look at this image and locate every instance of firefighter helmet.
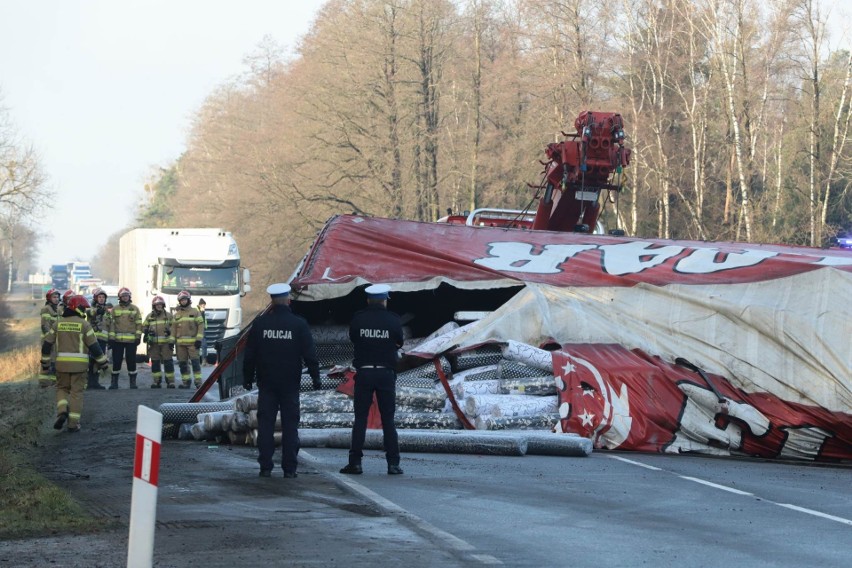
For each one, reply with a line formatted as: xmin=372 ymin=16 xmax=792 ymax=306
xmin=91 ymin=287 xmax=106 ymax=299
xmin=177 ymin=290 xmax=191 ymax=303
xmin=62 ymin=290 xmax=75 ymax=302
xmin=46 ymin=288 xmax=59 ymax=301
xmin=66 ymin=295 xmax=90 ymax=312
xmin=152 ymin=295 xmax=165 ymax=307
xmin=118 ymin=287 xmax=131 ymax=298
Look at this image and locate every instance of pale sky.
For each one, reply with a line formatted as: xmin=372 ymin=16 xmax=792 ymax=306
xmin=0 ymin=0 xmax=327 ymax=272
xmin=0 ymin=1 xmax=849 ymax=273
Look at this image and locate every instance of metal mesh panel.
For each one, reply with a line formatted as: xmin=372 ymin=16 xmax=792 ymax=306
xmin=159 ymin=401 xmax=234 ymax=425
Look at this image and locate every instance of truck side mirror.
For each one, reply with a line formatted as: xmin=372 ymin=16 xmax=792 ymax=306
xmin=243 ymin=268 xmax=251 ymax=284
xmin=242 ymin=283 xmax=251 ymax=296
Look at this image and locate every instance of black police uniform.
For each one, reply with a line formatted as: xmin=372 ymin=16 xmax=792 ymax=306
xmin=242 ymin=304 xmax=319 ymax=476
xmin=347 ymin=303 xmax=404 ymax=469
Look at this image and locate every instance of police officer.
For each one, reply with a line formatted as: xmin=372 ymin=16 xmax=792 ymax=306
xmin=41 ymin=295 xmax=109 ymax=432
xmin=340 ymin=284 xmax=405 ymax=475
xmin=242 ymin=283 xmax=320 ymax=478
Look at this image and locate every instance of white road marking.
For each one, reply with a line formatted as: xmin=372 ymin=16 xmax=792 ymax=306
xmin=678 ymin=476 xmax=754 ymax=496
xmin=607 ymin=455 xmax=662 ymax=470
xmin=776 ymin=503 xmax=852 ymax=527
xmin=610 ymin=454 xmax=852 ymax=527
xmin=302 ymin=450 xmax=506 ymax=564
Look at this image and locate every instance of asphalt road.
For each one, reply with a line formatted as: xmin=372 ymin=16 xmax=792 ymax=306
xmin=302 ymin=447 xmax=852 ymax=567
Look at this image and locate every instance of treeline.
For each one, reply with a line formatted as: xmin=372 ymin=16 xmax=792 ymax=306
xmin=131 ymin=0 xmax=850 ymax=311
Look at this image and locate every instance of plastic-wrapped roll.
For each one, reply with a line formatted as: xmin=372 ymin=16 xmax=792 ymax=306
xmin=201 ymin=411 xmax=234 ymax=433
xmin=159 ymin=402 xmax=235 ymax=425
xmin=177 ymin=423 xmax=195 ymax=440
xmin=231 ymin=411 xmax=251 ymax=432
xmin=501 ymin=341 xmax=553 ymax=371
xmin=422 ymin=321 xmax=460 ymax=343
xmin=299 ymin=412 xmax=354 ymax=429
xmin=315 ymin=343 xmax=354 ymax=368
xmin=497 ymin=360 xmax=553 ymax=380
xmin=162 ymin=423 xmax=179 ymax=439
xmin=396 ymin=386 xmax=446 ymax=410
xmin=452 ymin=346 xmax=504 ymax=371
xmin=397 ymin=357 xmax=449 ymax=388
xmin=457 ymin=364 xmax=499 ymax=382
xmin=458 ymin=379 xmax=500 ymax=397
xmin=524 ymin=432 xmax=592 ymax=456
xmin=298 ymin=428 xmax=347 ymax=448
xmin=300 ymin=375 xmax=346 ymax=392
xmin=499 ymin=376 xmax=557 ymax=396
xmin=249 ymin=429 xmax=282 ymax=447
xmin=474 ymin=413 xmax=561 ymax=431
xmin=300 ymin=396 xmax=354 ymax=414
xmin=465 ymin=394 xmax=557 ymax=418
xmin=227 ymin=431 xmax=248 ymax=445
xmin=190 ymin=422 xmax=215 ymax=441
xmin=247 ymin=410 xmax=281 ymax=430
xmin=234 ymin=392 xmax=258 ymax=413
xmin=395 ymin=412 xmax=463 ymax=429
xmin=325 ymin=429 xmax=526 ymax=456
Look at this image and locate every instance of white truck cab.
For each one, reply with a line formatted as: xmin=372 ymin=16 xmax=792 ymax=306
xmin=119 ymin=228 xmax=251 ymax=347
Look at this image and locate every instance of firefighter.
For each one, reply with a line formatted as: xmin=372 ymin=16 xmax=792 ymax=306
xmin=340 ymin=284 xmax=405 ymax=476
xmin=41 ymin=295 xmax=109 ymax=432
xmin=242 ymin=283 xmax=320 ymax=478
xmin=61 ymin=289 xmax=74 ymax=310
xmin=173 ymin=290 xmax=204 ymax=389
xmin=38 ymin=288 xmax=61 ymax=387
xmin=143 ymin=296 xmax=176 ymax=388
xmin=84 ymin=287 xmax=109 ymax=390
xmin=107 ymin=287 xmax=143 ymax=389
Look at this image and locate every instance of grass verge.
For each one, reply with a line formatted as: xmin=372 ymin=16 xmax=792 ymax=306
xmin=0 ymin=345 xmax=112 ymax=539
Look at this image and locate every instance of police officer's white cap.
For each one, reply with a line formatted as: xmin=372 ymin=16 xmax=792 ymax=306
xmin=266 ymin=283 xmax=291 ymax=298
xmin=365 ymin=283 xmax=391 ymax=299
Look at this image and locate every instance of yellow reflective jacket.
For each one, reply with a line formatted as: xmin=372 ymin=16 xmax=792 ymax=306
xmin=42 ymin=314 xmax=107 ymax=373
xmin=86 ymin=302 xmax=110 ymax=341
xmin=40 ymin=302 xmax=60 ymax=340
xmin=143 ymin=310 xmax=174 ymax=345
xmin=108 ymin=301 xmax=143 ymax=343
xmin=173 ymin=305 xmax=204 ymax=345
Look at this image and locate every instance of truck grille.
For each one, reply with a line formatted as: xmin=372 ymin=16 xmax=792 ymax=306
xmin=203 ymin=309 xmax=228 ymax=342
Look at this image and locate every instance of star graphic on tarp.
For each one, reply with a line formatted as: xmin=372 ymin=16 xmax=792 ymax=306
xmin=561 ymin=361 xmax=576 ymax=376
xmin=581 ymin=384 xmax=596 ymax=397
xmin=579 ymin=409 xmax=595 ymax=426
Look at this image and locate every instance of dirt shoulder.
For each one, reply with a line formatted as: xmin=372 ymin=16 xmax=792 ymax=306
xmin=0 ymin=365 xmax=466 ymax=568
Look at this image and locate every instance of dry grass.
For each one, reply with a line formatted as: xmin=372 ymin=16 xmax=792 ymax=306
xmin=0 ymin=344 xmax=40 ymax=385
xmin=0 ymin=311 xmax=106 ymax=538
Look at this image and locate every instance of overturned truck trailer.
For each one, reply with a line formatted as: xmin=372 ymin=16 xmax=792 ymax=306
xmin=277 ymin=214 xmax=852 ymax=462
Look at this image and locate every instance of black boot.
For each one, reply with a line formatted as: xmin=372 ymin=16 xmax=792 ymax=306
xmin=86 ymin=371 xmax=105 ymax=390
xmin=109 ymin=373 xmax=119 ymax=390
xmin=129 ymin=373 xmax=138 ymax=389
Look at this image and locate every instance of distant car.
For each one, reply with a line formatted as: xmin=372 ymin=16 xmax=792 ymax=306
xmin=830 ymin=231 xmax=852 ymax=249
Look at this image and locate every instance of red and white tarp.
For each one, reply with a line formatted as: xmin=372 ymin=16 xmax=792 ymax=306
xmin=292 ymin=215 xmax=852 ymax=458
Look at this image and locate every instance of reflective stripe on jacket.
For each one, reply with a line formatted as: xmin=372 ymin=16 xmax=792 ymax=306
xmin=108 ymin=301 xmax=142 ymax=343
xmin=143 ymin=310 xmax=174 ymax=344
xmin=86 ymin=303 xmax=110 ymax=341
xmin=40 ymin=303 xmax=60 ymax=339
xmin=173 ymin=306 xmax=204 ymax=344
xmin=41 ymin=316 xmax=107 ymax=373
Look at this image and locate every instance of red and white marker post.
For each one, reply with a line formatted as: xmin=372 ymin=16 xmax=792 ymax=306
xmin=127 ymin=405 xmax=162 ymax=568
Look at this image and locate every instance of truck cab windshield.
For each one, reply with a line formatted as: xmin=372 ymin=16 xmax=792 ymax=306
xmin=161 ymin=266 xmax=239 ymax=295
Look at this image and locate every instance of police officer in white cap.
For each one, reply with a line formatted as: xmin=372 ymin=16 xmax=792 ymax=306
xmin=340 ymin=283 xmax=405 ymax=475
xmin=243 ymin=283 xmax=320 ymax=478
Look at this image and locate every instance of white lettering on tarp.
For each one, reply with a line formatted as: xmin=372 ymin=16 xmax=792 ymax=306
xmin=674 ymin=248 xmax=777 ymax=273
xmin=599 ymin=241 xmax=684 ymax=276
xmin=263 ymin=329 xmax=292 ymax=339
xmin=360 ymin=329 xmax=390 ymax=339
xmin=473 ymin=242 xmax=596 ymax=273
